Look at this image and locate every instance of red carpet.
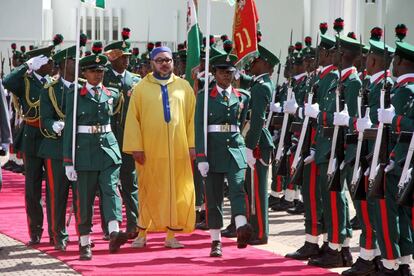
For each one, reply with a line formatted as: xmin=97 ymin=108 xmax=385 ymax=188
xmin=0 ymin=170 xmax=337 ymax=275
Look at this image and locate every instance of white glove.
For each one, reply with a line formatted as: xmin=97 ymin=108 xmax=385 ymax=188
xmin=304 ymin=103 xmax=320 ymax=118
xmin=197 ymin=162 xmax=209 ymax=178
xmin=246 ymin=148 xmax=256 ymax=168
xmin=364 ymin=167 xmax=370 ymax=176
xmin=304 ymin=149 xmax=315 ymax=165
xmin=356 ymin=115 xmax=372 ymax=133
xmin=52 ymin=121 xmax=65 ymax=134
xmin=270 ymin=102 xmax=282 ymax=113
xmin=333 ymin=110 xmax=350 ymax=126
xmin=283 ymin=99 xmax=298 ymax=114
xmin=384 ymin=160 xmax=395 ymax=173
xmin=404 ymin=168 xmax=413 ymax=184
xmin=26 ymin=55 xmax=49 ymax=71
xmin=378 ymin=105 xmax=395 ymax=124
xmin=65 ymin=166 xmax=78 ymax=181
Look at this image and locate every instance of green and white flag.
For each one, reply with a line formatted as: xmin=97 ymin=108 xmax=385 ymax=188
xmin=81 ymin=0 xmax=105 ymax=9
xmin=185 ymin=0 xmax=201 ymax=87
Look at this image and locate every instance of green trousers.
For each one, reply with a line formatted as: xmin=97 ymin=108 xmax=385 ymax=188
xmin=74 ymin=164 xmax=122 ymax=236
xmin=245 ymin=148 xmax=271 ymax=240
xmin=374 ymin=173 xmax=413 ymax=260
xmin=302 ymin=161 xmax=324 ymax=236
xmin=317 ymin=163 xmax=349 ymax=244
xmin=193 ymin=159 xmax=204 ymax=206
xmin=205 ymin=160 xmax=247 ymax=229
xmin=24 ymin=154 xmax=52 ymax=238
xmin=119 ymin=152 xmax=138 ymax=233
xmin=44 ymin=158 xmax=77 ymax=244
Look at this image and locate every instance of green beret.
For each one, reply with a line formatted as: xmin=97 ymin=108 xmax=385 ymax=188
xmin=26 ymin=45 xmax=55 ymax=59
xmin=79 ymin=54 xmax=108 ymax=70
xmin=104 ymin=41 xmax=131 ymax=55
xmin=210 ymin=53 xmax=238 ymax=70
xmin=337 ymin=35 xmax=365 ymax=52
xmin=369 ymin=40 xmax=395 ymax=56
xmin=320 ymin=34 xmax=336 ymax=50
xmin=53 ymin=45 xmax=78 ymax=63
xmin=258 ymin=45 xmax=279 ymax=67
xmin=395 ymin=41 xmax=414 ymax=63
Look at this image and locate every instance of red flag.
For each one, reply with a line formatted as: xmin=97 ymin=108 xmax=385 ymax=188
xmin=232 ymin=0 xmax=259 ymax=66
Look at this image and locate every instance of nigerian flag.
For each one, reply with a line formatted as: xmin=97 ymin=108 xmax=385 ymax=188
xmin=185 ymin=0 xmax=200 ymax=87
xmin=81 ymin=0 xmax=105 ymax=8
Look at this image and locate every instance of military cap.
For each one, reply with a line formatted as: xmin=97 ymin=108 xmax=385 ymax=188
xmin=303 ymin=46 xmax=316 ymax=59
xmin=369 ymin=40 xmax=395 ymax=56
xmin=395 ymin=41 xmax=414 ymax=63
xmin=293 ymin=51 xmax=305 ymax=65
xmin=258 ymin=44 xmax=279 ymax=67
xmin=26 ymin=34 xmax=64 ymax=58
xmin=201 ymin=45 xmax=223 ymax=60
xmin=336 ymin=35 xmax=364 ymax=52
xmin=80 ymin=41 xmax=108 ymax=70
xmin=210 ymin=53 xmax=238 ymax=71
xmin=53 ymin=34 xmax=87 ymax=63
xmin=320 ymin=34 xmax=336 ymax=50
xmin=104 ymin=27 xmax=131 ymax=61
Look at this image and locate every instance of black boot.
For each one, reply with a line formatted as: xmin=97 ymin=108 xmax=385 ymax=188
xmin=79 ymin=244 xmax=92 ymax=260
xmin=285 ymin=242 xmax=320 ymax=260
xmin=271 ymin=197 xmax=294 ymax=211
xmin=342 ymin=247 xmax=353 ymax=267
xmin=308 ymin=246 xmax=343 ymax=268
xmin=377 ymin=267 xmax=401 ymax=276
xmin=399 ymin=264 xmax=413 ymax=276
xmin=210 ymin=241 xmax=222 ymax=257
xmin=268 ymin=195 xmax=281 ymax=209
xmin=26 ymin=234 xmax=41 ymax=246
xmin=236 ymin=223 xmax=252 ymax=249
xmin=286 ymin=201 xmax=305 ymax=214
xmin=341 ymin=257 xmax=376 ymax=275
xmin=109 ymin=231 xmax=128 ymax=253
xmin=221 ymin=222 xmax=236 ymax=238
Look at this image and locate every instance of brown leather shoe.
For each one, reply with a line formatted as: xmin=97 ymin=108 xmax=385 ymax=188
xmin=236 ymin=224 xmax=253 ymax=249
xmin=285 ymin=242 xmax=320 ymax=260
xmin=109 ymin=231 xmax=128 ymax=253
xmin=308 ymin=246 xmax=343 ymax=268
xmin=210 ymin=241 xmax=222 ymax=257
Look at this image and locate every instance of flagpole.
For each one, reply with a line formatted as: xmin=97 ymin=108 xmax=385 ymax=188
xmin=203 ymin=0 xmax=211 ymax=156
xmin=72 ymin=4 xmax=81 ymax=167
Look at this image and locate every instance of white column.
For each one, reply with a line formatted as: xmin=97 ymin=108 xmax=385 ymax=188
xmin=99 ymin=8 xmax=104 ymax=41
xmin=108 ymin=8 xmax=113 ymax=42
xmin=172 ymin=9 xmax=179 ymax=49
xmin=91 ymin=7 xmax=96 ymax=41
xmin=303 ymin=0 xmax=311 ymax=37
xmin=81 ymin=6 xmax=87 ymax=35
xmin=116 ymin=8 xmax=122 ymax=41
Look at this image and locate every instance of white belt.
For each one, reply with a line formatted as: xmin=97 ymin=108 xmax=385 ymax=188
xmin=77 ymin=124 xmax=111 ymax=134
xmin=207 ymin=124 xmax=239 ymax=133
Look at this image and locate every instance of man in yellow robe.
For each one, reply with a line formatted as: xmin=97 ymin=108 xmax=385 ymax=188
xmin=123 ymin=46 xmax=196 ymax=249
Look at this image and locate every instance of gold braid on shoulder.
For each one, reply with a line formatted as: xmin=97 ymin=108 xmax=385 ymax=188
xmin=48 ymin=86 xmax=65 ymax=120
xmin=112 ymin=92 xmax=124 ymax=115
xmin=22 ymin=76 xmax=40 ymax=121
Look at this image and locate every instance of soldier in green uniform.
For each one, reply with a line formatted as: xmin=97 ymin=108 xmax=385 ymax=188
xmin=195 ymin=53 xmax=252 ymax=257
xmin=63 ymin=43 xmax=128 ymax=260
xmin=103 ymin=37 xmax=141 ymax=240
xmin=38 ymin=43 xmax=82 ymax=251
xmin=340 ymin=28 xmax=393 ymax=276
xmin=3 ymin=37 xmax=61 ymax=245
xmin=376 ymin=25 xmax=414 ymax=275
xmin=244 ymin=45 xmax=278 ymax=245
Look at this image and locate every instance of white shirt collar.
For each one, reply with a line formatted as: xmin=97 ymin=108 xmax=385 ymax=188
xmin=112 ymin=69 xmax=126 ymax=78
xmin=293 ymin=72 xmax=307 ymax=81
xmin=341 ymin=66 xmax=357 ymax=77
xmin=253 ymin=73 xmax=268 ymax=82
xmin=370 ymin=71 xmax=386 ymax=84
xmin=86 ymin=82 xmax=102 ymax=96
xmin=60 ymin=78 xmax=74 ymax=88
xmin=396 ymin=73 xmax=414 ymax=84
xmin=216 ymin=84 xmax=232 ymax=96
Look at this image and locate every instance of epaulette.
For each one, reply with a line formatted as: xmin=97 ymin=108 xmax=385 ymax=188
xmin=131 ymin=73 xmax=141 ymax=78
xmin=237 ymin=88 xmax=251 ymax=98
xmin=44 ymin=78 xmax=59 ymax=89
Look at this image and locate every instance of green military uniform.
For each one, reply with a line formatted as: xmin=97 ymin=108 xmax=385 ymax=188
xmin=103 ymin=40 xmax=141 ymax=235
xmin=195 ymin=54 xmax=250 ymax=230
xmin=243 ymin=45 xmax=278 ymax=243
xmin=62 ymin=54 xmax=123 ymax=238
xmin=375 ymin=40 xmax=414 ymax=268
xmin=3 ymin=48 xmax=54 ymax=243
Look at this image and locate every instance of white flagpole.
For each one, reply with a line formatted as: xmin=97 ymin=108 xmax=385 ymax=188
xmin=72 ymin=5 xmax=81 ymax=167
xmin=203 ymin=0 xmax=211 ymax=156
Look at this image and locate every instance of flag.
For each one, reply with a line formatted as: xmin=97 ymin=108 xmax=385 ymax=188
xmin=232 ymin=0 xmax=259 ymax=67
xmin=81 ymin=0 xmax=105 ymax=9
xmin=185 ymin=0 xmax=201 ymax=87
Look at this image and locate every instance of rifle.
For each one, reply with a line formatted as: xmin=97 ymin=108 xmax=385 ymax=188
xmin=397 ymin=132 xmax=414 ymax=206
xmin=273 ymin=29 xmax=294 ymax=176
xmin=326 ymin=30 xmax=345 ymax=191
xmin=265 ymin=49 xmax=282 ymax=128
xmin=350 ymin=35 xmax=370 ymax=200
xmin=368 ymin=27 xmax=391 ymax=198
xmin=0 ymin=52 xmax=4 ymax=79
xmin=290 ymin=34 xmax=319 ymax=184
